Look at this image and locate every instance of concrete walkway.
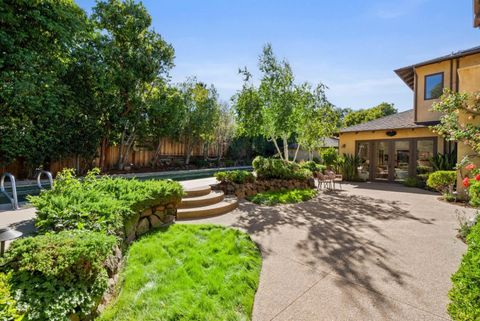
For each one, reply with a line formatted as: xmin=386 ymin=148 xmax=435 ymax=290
xmin=182 ymin=182 xmax=476 ymax=321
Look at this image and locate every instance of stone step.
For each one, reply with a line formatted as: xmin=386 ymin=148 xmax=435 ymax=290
xmin=177 ymin=197 xmax=238 ymax=220
xmin=183 ymin=186 xmax=211 ymax=198
xmin=178 ymin=190 xmax=225 ymax=209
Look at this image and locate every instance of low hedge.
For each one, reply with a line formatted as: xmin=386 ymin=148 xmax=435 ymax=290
xmin=426 ymin=170 xmax=456 ymax=193
xmin=449 ymin=222 xmax=480 ymax=320
xmin=0 ymin=230 xmax=117 ymax=321
xmin=252 ymin=156 xmax=312 ymax=180
xmin=28 ymin=169 xmax=184 ymax=235
xmin=214 ymin=170 xmax=255 ymax=184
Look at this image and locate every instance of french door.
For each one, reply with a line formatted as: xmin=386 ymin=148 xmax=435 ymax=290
xmin=356 ymin=138 xmax=437 ymax=182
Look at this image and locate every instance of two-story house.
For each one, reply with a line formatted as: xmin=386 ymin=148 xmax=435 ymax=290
xmin=339 ymin=46 xmax=480 ymax=188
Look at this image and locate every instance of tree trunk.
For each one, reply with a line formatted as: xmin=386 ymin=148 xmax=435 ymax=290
xmin=283 ymin=136 xmax=289 ymax=161
xmin=152 ymin=137 xmax=163 ymax=167
xmin=271 ymin=137 xmax=284 ymax=161
xmin=292 ymin=143 xmax=301 ymax=162
xmin=100 ymin=137 xmax=108 ymax=172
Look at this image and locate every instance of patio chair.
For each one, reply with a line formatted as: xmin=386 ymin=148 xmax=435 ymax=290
xmin=325 ymin=170 xmax=342 ymax=190
xmin=316 ymin=172 xmax=333 ymax=190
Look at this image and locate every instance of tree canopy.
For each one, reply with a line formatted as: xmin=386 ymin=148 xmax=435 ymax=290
xmin=342 ymin=102 xmax=397 ymax=128
xmin=232 ymin=44 xmax=337 ymax=161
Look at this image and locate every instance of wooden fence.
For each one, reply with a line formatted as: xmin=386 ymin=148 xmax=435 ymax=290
xmin=1 ymin=138 xmax=224 ymax=178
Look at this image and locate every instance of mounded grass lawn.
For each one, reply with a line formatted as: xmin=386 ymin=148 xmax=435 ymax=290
xmin=247 ymin=188 xmax=317 ymax=206
xmin=98 ymin=224 xmax=262 ymax=321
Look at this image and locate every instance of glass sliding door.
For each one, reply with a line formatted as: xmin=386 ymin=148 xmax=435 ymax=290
xmin=357 ymin=142 xmax=370 ymax=181
xmin=394 ymin=140 xmax=410 ymax=181
xmin=417 ymin=139 xmax=435 ymax=174
xmin=375 ymin=141 xmax=389 ymax=180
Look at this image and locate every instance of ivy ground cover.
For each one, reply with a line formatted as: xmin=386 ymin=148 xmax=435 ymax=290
xmin=98 ymin=224 xmax=262 ymax=321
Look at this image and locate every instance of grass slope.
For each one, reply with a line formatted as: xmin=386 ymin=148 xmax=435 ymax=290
xmin=247 ymin=188 xmax=317 ymax=206
xmin=98 ymin=224 xmax=262 ymax=321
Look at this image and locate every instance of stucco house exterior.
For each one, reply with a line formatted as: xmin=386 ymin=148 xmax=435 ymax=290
xmin=339 ymin=46 xmax=480 ymax=190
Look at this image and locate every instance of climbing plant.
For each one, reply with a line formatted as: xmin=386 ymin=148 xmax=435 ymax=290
xmin=431 ymin=89 xmax=480 ymax=153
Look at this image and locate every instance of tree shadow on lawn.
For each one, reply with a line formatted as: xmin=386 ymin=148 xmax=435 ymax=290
xmin=232 ymin=189 xmax=436 ymax=317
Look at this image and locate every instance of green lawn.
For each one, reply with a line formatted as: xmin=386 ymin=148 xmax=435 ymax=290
xmin=247 ymin=188 xmax=317 ymax=206
xmin=98 ymin=224 xmax=262 ymax=321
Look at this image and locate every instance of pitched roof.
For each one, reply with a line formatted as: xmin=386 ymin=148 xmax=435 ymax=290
xmin=288 ymin=137 xmax=339 ymax=149
xmin=395 ymin=46 xmax=480 ymax=89
xmin=340 ymin=110 xmax=430 ymax=133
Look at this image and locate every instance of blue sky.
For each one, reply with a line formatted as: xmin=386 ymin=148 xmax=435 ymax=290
xmin=76 ymin=0 xmax=479 ymax=111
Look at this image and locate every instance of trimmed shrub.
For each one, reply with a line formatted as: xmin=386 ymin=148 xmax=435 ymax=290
xmin=214 ymin=170 xmax=255 ymax=184
xmin=252 ymin=156 xmax=313 ymax=180
xmin=426 ymin=170 xmax=456 ymax=193
xmin=449 ymin=223 xmax=480 ymax=320
xmin=28 ymin=169 xmax=184 ymax=235
xmin=299 ymin=161 xmax=326 ymax=174
xmin=0 ymin=272 xmax=23 ymax=321
xmin=1 ymin=230 xmax=117 ymax=321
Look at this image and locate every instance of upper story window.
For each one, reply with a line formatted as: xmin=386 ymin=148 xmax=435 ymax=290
xmin=424 ymin=72 xmax=444 ymax=100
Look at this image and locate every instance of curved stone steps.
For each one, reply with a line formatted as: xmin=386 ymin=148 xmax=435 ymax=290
xmin=184 ymin=185 xmax=211 ymax=198
xmin=178 ymin=190 xmax=225 ymax=209
xmin=177 ymin=197 xmax=238 ymax=220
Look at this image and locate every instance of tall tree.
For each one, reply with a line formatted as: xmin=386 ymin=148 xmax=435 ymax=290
xmin=0 ymin=0 xmax=91 ymax=172
xmin=179 ymin=79 xmax=221 ymax=165
xmin=143 ymin=83 xmax=186 ymax=166
xmin=233 ymin=44 xmax=336 ymax=161
xmin=294 ymin=83 xmax=338 ymax=161
xmin=214 ymin=103 xmax=236 ymax=161
xmin=91 ymin=0 xmax=174 ymax=170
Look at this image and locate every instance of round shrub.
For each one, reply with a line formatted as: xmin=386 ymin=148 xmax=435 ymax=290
xmin=1 ymin=230 xmax=117 ymax=321
xmin=214 ymin=170 xmax=255 ymax=184
xmin=426 ymin=170 xmax=456 ymax=193
xmin=252 ymin=156 xmax=312 ymax=180
xmin=320 ymin=148 xmax=338 ymax=168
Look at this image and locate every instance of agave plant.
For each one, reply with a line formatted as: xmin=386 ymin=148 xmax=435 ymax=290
xmin=339 ymin=154 xmax=360 ymax=181
xmin=430 ymin=150 xmax=457 ymax=171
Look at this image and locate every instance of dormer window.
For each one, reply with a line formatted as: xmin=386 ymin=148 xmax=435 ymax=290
xmin=424 ymin=72 xmax=444 ymax=100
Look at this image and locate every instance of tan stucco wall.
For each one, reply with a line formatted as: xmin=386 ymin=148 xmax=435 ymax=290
xmin=415 ymin=61 xmax=452 ymax=123
xmin=414 ymin=53 xmax=480 ymax=124
xmin=339 ymin=127 xmax=443 ymax=156
xmin=456 ymin=64 xmax=480 ymax=195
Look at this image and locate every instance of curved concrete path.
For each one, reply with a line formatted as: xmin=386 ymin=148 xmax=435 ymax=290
xmin=181 ymin=182 xmax=476 ymax=321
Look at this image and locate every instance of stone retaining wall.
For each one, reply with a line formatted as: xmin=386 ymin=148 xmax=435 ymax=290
xmin=213 ymin=178 xmax=315 ymax=199
xmin=124 ymin=201 xmax=178 ymax=244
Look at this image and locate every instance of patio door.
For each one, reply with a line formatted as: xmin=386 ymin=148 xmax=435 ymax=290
xmin=374 ymin=141 xmax=390 ymax=180
xmin=373 ymin=140 xmax=411 ymax=182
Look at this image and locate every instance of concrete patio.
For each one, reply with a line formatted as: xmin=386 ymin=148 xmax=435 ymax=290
xmin=182 ymin=182 xmax=476 ymax=321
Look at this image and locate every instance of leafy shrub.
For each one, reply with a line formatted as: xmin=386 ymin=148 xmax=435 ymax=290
xmin=247 ymin=189 xmax=317 ymax=206
xmin=299 ymin=161 xmax=326 ymax=174
xmin=339 ymin=154 xmax=360 ymax=181
xmin=467 ymin=178 xmax=480 ymax=208
xmin=28 ymin=169 xmax=183 ymax=234
xmin=0 ymin=272 xmax=23 ymax=321
xmin=449 ymin=222 xmax=480 ymax=320
xmin=214 ymin=170 xmax=255 ymax=184
xmin=426 ymin=170 xmax=456 ymax=193
xmin=252 ymin=156 xmax=313 ymax=180
xmin=320 ymin=147 xmax=338 ymax=168
xmin=1 ymin=230 xmax=117 ymax=321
